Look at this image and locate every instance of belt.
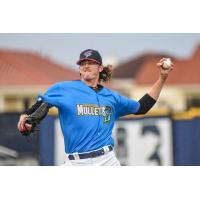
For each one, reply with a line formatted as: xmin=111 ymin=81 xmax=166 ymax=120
xmin=68 ymin=145 xmax=113 ymax=160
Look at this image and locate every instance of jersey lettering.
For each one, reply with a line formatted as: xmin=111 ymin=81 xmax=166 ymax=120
xmin=76 ymin=104 xmax=112 ymax=123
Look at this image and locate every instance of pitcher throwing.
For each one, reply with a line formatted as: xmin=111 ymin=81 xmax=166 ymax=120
xmin=17 ymin=49 xmax=173 ymax=166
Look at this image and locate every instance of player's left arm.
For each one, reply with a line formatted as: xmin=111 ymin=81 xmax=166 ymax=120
xmin=135 ymin=58 xmax=173 ymax=115
xmin=25 ymin=102 xmax=50 ymax=126
xmin=18 ymin=101 xmax=51 ymax=136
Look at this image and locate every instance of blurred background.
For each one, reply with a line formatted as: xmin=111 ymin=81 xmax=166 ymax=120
xmin=1 ymin=33 xmax=200 ymax=166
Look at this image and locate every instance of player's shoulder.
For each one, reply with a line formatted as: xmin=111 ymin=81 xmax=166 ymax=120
xmin=103 ymin=86 xmax=128 ymax=102
xmin=101 ymin=86 xmax=121 ymax=98
xmin=103 ymin=86 xmax=119 ymax=96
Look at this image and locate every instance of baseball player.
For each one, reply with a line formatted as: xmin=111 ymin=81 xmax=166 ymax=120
xmin=17 ymin=49 xmax=173 ymax=166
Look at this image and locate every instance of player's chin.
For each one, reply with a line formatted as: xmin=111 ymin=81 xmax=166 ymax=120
xmin=83 ymin=74 xmax=95 ymax=81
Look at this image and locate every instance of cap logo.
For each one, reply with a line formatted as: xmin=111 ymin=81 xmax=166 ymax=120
xmin=83 ymin=50 xmax=92 ymax=57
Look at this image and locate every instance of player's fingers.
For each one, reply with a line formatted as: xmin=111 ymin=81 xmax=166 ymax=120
xmin=19 ymin=118 xmax=28 ymax=132
xmin=157 ymin=59 xmax=167 ymax=66
xmin=157 ymin=62 xmax=163 ymax=67
xmin=24 ymin=123 xmax=33 ymax=131
xmin=158 ymin=58 xmax=172 ymax=67
xmin=19 ymin=121 xmax=26 ymax=132
xmin=162 ymin=67 xmax=173 ymax=74
xmin=159 ymin=58 xmax=167 ymax=63
xmin=18 ymin=114 xmax=28 ymax=132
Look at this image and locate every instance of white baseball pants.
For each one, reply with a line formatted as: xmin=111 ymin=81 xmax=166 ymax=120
xmin=63 ymin=150 xmax=121 ymax=166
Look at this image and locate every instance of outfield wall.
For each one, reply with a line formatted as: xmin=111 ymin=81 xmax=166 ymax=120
xmin=1 ymin=109 xmax=200 ymax=166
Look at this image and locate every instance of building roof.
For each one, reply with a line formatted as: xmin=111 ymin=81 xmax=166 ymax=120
xmin=113 ymin=44 xmax=200 ymax=86
xmin=0 ymin=49 xmax=79 ymax=86
xmin=113 ymin=52 xmax=173 ymax=79
xmin=135 ymin=45 xmax=200 ymax=85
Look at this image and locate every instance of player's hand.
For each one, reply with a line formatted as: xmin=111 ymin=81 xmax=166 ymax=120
xmin=17 ymin=114 xmax=33 ymax=133
xmin=156 ymin=58 xmax=174 ymax=81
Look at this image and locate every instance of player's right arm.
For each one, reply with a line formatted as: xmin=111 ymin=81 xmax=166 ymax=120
xmin=114 ymin=92 xmax=156 ymax=118
xmin=115 ymin=58 xmax=173 ymax=118
xmin=146 ymin=58 xmax=173 ymax=101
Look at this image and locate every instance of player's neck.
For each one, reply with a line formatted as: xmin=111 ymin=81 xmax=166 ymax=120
xmin=81 ymin=78 xmax=99 ymax=88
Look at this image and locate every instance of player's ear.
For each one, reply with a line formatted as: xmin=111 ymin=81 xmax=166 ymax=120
xmin=99 ymin=65 xmax=104 ymax=72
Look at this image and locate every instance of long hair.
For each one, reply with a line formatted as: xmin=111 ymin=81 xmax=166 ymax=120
xmin=99 ymin=65 xmax=113 ymax=82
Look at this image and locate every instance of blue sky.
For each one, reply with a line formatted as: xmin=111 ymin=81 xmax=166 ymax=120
xmin=0 ymin=33 xmax=200 ymax=68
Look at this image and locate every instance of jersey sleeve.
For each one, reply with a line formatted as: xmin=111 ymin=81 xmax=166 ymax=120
xmin=37 ymin=83 xmax=62 ymax=108
xmin=115 ymin=92 xmax=140 ymax=118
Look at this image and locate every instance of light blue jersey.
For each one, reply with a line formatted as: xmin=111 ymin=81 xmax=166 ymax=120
xmin=39 ymin=80 xmax=140 ymax=153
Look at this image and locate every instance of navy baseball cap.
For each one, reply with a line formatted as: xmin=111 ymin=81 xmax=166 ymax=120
xmin=76 ymin=49 xmax=102 ymax=65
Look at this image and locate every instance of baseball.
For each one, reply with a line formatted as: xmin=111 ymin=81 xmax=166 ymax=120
xmin=162 ymin=58 xmax=172 ymax=69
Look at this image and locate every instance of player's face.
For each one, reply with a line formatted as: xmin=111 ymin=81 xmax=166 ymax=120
xmin=79 ymin=60 xmax=103 ymax=81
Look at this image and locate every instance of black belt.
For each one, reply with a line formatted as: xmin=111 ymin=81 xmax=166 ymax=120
xmin=68 ymin=146 xmax=113 ymax=160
